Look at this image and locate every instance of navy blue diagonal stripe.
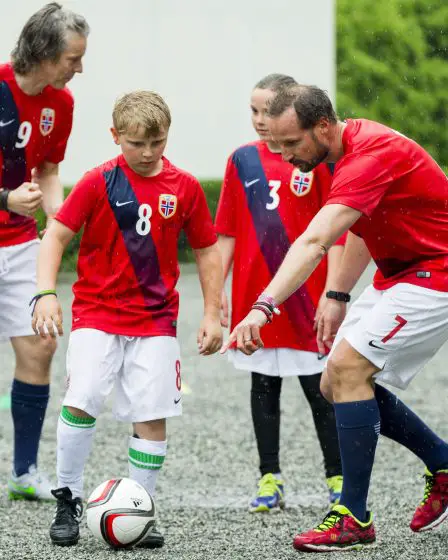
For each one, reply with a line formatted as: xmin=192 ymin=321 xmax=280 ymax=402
xmin=104 ymin=166 xmax=168 ymax=309
xmin=232 ymin=146 xmax=315 ymax=326
xmin=0 ymin=81 xmax=26 ymax=189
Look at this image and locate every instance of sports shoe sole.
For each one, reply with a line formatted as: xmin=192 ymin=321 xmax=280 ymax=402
xmin=411 ymin=506 xmax=448 ymax=532
xmin=8 ymin=490 xmax=54 ymax=502
xmin=249 ymin=502 xmax=285 ymax=514
xmin=294 ymin=540 xmax=376 ymax=552
xmin=50 ymin=535 xmax=79 ymax=547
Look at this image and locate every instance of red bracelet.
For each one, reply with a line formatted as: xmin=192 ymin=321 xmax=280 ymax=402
xmin=251 ymin=304 xmax=273 ymax=323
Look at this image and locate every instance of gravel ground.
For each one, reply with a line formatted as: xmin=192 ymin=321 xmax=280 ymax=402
xmin=0 ymin=264 xmax=447 ymax=559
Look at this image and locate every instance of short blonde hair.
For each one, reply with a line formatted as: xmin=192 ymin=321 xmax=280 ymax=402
xmin=112 ymin=90 xmax=171 ymax=136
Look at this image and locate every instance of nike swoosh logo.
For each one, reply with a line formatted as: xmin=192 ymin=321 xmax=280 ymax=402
xmin=368 ymin=340 xmax=385 ymax=350
xmin=174 ymin=397 xmax=181 ymax=404
xmin=244 ymin=178 xmax=260 ymax=188
xmin=116 ymin=201 xmax=133 ymax=207
xmin=0 ymin=119 xmax=14 ymax=127
xmin=317 ymin=353 xmax=326 ymax=360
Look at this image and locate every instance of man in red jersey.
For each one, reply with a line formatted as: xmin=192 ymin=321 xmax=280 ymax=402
xmin=0 ymin=3 xmax=88 ymax=501
xmin=222 ymin=84 xmax=448 ymax=552
xmin=32 ymin=90 xmax=223 ymax=548
xmin=216 ymin=74 xmax=344 ymax=512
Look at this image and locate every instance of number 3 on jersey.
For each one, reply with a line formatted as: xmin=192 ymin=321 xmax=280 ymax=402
xmin=136 ymin=203 xmax=152 ymax=235
xmin=266 ymin=180 xmax=281 ymax=210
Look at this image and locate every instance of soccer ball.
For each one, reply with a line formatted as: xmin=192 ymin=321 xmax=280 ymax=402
xmin=86 ymin=478 xmax=155 ymax=548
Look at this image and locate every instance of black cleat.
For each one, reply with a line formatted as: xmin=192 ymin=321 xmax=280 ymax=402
xmin=50 ymin=487 xmax=84 ymax=547
xmin=137 ymin=523 xmax=165 ymax=548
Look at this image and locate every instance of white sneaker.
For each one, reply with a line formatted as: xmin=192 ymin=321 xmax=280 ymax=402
xmin=8 ymin=465 xmax=56 ymax=500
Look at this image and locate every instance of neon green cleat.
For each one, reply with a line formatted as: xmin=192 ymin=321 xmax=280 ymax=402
xmin=326 ymin=475 xmax=343 ymax=506
xmin=8 ymin=465 xmax=55 ymax=501
xmin=249 ymin=473 xmax=285 ymax=513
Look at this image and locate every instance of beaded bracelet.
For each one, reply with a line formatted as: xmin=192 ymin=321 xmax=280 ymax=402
xmin=251 ymin=303 xmax=273 ymax=323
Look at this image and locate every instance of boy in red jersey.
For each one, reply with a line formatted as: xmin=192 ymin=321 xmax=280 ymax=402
xmin=216 ymin=74 xmax=344 ymax=512
xmin=32 ymin=91 xmax=223 ymax=548
xmin=0 ymin=3 xmax=89 ymax=500
xmin=222 ymin=84 xmax=448 ymax=552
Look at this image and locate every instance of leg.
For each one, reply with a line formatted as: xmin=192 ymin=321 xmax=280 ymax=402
xmin=50 ymin=329 xmax=120 ymax=547
xmin=328 ymin=339 xmax=380 ymax=522
xmin=251 ymin=371 xmax=282 ymax=476
xmin=129 ymin=419 xmax=167 ymax=498
xmin=298 ymin=372 xmax=342 ymax=504
xmin=375 ymin=384 xmax=448 ymax=472
xmin=298 ymin=372 xmax=342 ymax=478
xmin=119 ymin=336 xmax=182 ymax=549
xmin=249 ymin=371 xmax=285 ymax=513
xmin=51 ymin=405 xmax=96 ymax=547
xmin=9 ymin=335 xmax=56 ymax=499
xmin=2 ymin=241 xmax=57 ymax=494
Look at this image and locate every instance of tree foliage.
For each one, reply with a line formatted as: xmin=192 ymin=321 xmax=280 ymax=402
xmin=337 ymin=0 xmax=447 ymax=166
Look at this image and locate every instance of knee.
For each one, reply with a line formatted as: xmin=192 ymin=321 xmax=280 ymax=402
xmin=15 ymin=336 xmax=57 ymax=381
xmin=134 ymin=418 xmax=166 ymax=440
xmin=326 ymin=351 xmax=361 ymax=393
xmin=319 ymin=371 xmax=334 ymax=403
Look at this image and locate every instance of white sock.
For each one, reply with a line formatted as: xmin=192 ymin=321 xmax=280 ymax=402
xmin=57 ymin=406 xmax=96 ymax=499
xmin=128 ymin=436 xmax=166 ymax=498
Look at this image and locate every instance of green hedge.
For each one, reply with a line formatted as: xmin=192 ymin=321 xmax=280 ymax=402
xmin=36 ymin=180 xmax=222 ymax=271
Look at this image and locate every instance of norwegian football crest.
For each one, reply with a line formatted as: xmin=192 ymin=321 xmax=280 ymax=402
xmin=40 ymin=108 xmax=55 ymax=136
xmin=290 ymin=169 xmax=313 ymax=197
xmin=158 ymin=194 xmax=177 ymax=218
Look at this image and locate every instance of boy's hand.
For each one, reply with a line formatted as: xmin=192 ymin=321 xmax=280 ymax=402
xmin=32 ymin=295 xmax=63 ymax=338
xmin=197 ymin=314 xmax=223 ymax=355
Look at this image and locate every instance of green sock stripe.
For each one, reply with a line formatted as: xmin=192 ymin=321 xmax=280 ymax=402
xmin=128 ymin=448 xmax=165 ymax=469
xmin=60 ymin=406 xmax=96 ymax=428
xmin=128 ymin=456 xmax=163 ymax=470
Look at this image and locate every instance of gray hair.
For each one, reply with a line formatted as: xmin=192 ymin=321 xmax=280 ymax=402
xmin=254 ymin=73 xmax=297 ymax=93
xmin=267 ymin=84 xmax=338 ymax=129
xmin=11 ymin=2 xmax=90 ymax=75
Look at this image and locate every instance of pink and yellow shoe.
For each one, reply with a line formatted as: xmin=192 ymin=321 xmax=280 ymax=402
xmin=410 ymin=468 xmax=448 ymax=532
xmin=293 ymin=504 xmax=376 ymax=552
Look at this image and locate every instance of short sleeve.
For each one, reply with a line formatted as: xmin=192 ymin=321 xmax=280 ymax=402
xmin=55 ymin=168 xmax=102 ymax=232
xmin=326 ymin=154 xmax=393 ymax=217
xmin=182 ymin=179 xmax=217 ymax=249
xmin=214 ymin=156 xmax=239 ymax=237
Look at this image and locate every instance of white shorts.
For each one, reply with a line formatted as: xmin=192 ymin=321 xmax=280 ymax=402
xmin=329 ymin=283 xmax=448 ymax=390
xmin=64 ymin=329 xmax=182 ymax=422
xmin=228 ymin=348 xmax=326 ymax=377
xmin=0 ymin=239 xmax=39 ymax=340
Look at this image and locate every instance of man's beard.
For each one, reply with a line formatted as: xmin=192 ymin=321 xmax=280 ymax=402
xmin=290 ymin=147 xmax=329 ymax=172
xmin=290 ymin=133 xmax=329 ymax=172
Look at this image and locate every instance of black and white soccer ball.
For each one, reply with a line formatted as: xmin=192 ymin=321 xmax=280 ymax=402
xmin=86 ymin=478 xmax=155 ymax=548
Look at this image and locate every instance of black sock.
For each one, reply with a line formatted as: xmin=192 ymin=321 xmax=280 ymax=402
xmin=11 ymin=379 xmax=50 ymax=476
xmin=299 ymin=373 xmax=342 ymax=478
xmin=376 ymin=384 xmax=448 ymax=472
xmin=251 ymin=372 xmax=282 ymax=476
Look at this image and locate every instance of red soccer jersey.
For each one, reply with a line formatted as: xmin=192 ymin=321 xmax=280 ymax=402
xmin=326 ymin=119 xmax=448 ymax=291
xmin=0 ymin=63 xmax=73 ymax=246
xmin=56 ymin=155 xmax=216 ymax=336
xmin=215 ymin=140 xmax=345 ymax=352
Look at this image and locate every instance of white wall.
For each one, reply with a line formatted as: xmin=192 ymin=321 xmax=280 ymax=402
xmin=0 ymin=0 xmax=334 ymax=183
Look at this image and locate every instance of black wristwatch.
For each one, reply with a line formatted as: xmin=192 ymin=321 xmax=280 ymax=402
xmin=0 ymin=188 xmax=9 ymax=211
xmin=326 ymin=290 xmax=351 ymax=303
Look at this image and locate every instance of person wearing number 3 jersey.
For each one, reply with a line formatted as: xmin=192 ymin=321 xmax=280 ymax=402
xmin=222 ymin=84 xmax=448 ymax=552
xmin=0 ymin=3 xmax=89 ymax=502
xmin=215 ymin=74 xmax=345 ymax=512
xmin=32 ymin=91 xmax=223 ymax=548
